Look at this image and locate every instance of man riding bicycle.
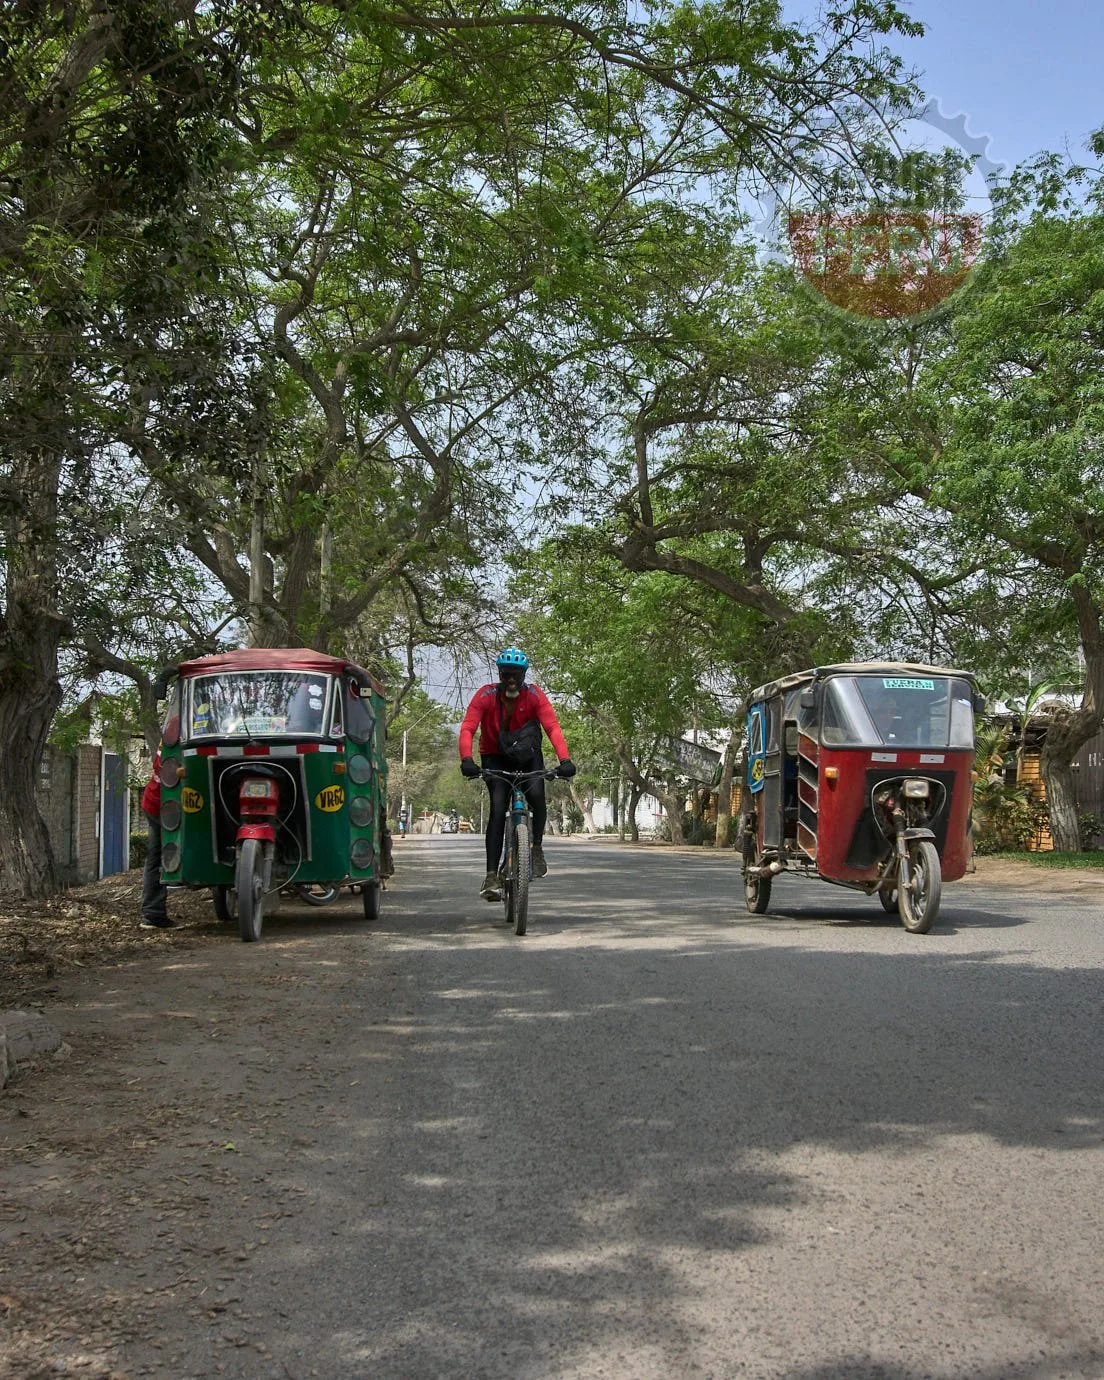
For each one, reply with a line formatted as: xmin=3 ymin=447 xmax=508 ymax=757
xmin=459 ymin=647 xmax=576 ymax=901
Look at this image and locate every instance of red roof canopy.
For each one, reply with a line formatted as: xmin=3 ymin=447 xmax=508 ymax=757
xmin=176 ymin=648 xmax=382 ymax=694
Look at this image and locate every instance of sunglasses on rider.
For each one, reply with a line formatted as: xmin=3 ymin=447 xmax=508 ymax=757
xmin=499 ymin=669 xmax=525 ymax=684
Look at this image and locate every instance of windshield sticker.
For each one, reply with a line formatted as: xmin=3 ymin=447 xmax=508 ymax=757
xmin=244 ymin=715 xmax=286 ymax=735
xmin=309 ymin=697 xmax=323 ymax=711
xmin=308 ymin=683 xmax=324 ymax=695
xmin=882 ymin=678 xmax=935 ymax=690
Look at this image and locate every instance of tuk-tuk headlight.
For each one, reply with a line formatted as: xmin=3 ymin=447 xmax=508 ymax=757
xmin=349 ymin=796 xmax=372 ymax=828
xmin=162 ymin=842 xmax=181 ymax=873
xmin=160 ymin=799 xmax=182 ymax=831
xmin=903 ymin=778 xmax=930 ymax=798
xmin=348 ymin=754 xmax=372 ymax=785
xmin=241 ymin=779 xmax=278 ymax=800
xmin=350 ymin=838 xmax=373 ymax=868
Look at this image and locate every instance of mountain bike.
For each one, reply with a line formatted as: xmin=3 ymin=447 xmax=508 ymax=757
xmin=481 ymin=765 xmax=561 ymax=935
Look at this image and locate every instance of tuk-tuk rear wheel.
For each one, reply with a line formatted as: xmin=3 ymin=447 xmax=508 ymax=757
xmin=877 ymin=886 xmax=897 ymax=913
xmin=898 ymin=840 xmax=941 ymax=934
xmin=362 ymin=880 xmax=382 ymax=920
xmin=212 ymin=885 xmax=236 ymax=923
xmin=744 ymin=868 xmax=772 ymax=914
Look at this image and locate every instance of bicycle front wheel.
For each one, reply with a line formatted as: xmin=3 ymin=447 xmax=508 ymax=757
xmin=512 ymin=820 xmax=531 ymax=935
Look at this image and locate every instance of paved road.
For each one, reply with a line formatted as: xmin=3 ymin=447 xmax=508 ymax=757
xmin=3 ymin=836 xmax=1104 ymax=1379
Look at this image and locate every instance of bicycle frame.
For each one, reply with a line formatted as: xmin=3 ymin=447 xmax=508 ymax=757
xmin=480 ymin=766 xmax=557 ymax=935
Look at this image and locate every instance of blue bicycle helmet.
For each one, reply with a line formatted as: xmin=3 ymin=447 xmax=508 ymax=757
xmin=496 ymin=646 xmax=529 ymax=673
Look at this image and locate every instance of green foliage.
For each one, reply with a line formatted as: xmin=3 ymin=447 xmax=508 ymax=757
xmin=1079 ymin=811 xmax=1104 ymax=851
xmin=130 ymin=832 xmax=149 ymax=870
xmin=973 ymin=788 xmax=1049 ymax=856
xmin=971 ymin=717 xmax=1049 ymax=855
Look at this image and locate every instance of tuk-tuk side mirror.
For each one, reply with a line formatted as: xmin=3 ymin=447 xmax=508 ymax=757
xmin=799 ymin=690 xmax=816 ymax=710
xmin=152 ymin=665 xmax=179 ymax=702
xmin=973 ymin=692 xmax=987 ymax=715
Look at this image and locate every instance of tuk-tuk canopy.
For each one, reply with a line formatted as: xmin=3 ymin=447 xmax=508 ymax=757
xmin=174 ymin=647 xmax=387 ymax=699
xmin=747 ymin=661 xmax=977 ymax=708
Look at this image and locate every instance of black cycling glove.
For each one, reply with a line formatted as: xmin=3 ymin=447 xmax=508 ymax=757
xmin=557 ymin=758 xmax=577 ymax=778
xmin=460 ymin=756 xmax=480 ymax=778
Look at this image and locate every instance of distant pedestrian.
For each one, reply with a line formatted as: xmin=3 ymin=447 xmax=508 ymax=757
xmin=139 ymin=752 xmax=176 ymax=930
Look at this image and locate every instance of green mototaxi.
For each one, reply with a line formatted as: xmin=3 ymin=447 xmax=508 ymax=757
xmin=153 ymin=647 xmax=392 ymax=941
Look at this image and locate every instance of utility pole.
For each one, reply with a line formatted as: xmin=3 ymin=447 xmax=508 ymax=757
xmin=400 ymin=730 xmax=408 ymax=833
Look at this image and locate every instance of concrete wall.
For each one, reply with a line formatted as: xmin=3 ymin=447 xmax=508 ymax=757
xmin=36 ymin=743 xmax=118 ymax=885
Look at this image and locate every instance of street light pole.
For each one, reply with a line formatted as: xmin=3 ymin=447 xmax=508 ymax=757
xmin=400 ymin=729 xmax=408 ymax=827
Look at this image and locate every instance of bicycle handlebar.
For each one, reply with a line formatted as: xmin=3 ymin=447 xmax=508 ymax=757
xmin=479 ymin=766 xmax=562 ymax=784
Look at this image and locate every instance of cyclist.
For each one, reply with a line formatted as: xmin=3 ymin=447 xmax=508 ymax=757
xmin=459 ymin=647 xmax=576 ymax=901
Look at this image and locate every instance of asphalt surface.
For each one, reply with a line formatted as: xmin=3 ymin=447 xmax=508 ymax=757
xmin=3 ymin=835 xmax=1104 ymax=1380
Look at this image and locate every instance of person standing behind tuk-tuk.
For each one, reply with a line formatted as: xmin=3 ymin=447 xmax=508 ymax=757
xmin=459 ymin=647 xmax=576 ymax=901
xmin=139 ymin=751 xmax=176 ymax=930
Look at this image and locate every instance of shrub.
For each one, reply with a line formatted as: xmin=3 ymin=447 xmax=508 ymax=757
xmin=973 ymin=784 xmax=1048 ymax=854
xmin=1079 ymin=811 xmax=1104 ymax=851
xmin=130 ymin=831 xmax=149 ymax=869
xmin=681 ymin=812 xmax=716 ymax=846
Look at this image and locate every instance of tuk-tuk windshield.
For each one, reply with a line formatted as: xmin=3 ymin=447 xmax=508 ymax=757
xmin=187 ymin=672 xmax=333 ymax=740
xmin=821 ymin=674 xmax=974 ymax=748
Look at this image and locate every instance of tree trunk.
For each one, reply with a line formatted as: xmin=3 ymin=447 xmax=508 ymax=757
xmin=569 ymin=782 xmax=597 ymax=834
xmin=1039 ymin=707 xmax=1098 ymax=851
xmin=714 ymin=725 xmax=740 ymax=848
xmin=0 ymin=452 xmax=65 ymax=897
xmin=658 ymin=780 xmax=684 ymax=844
xmin=627 ymin=783 xmax=642 ymax=842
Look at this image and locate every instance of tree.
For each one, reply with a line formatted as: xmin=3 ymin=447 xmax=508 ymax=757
xmin=927 ymin=204 xmax=1104 ymax=848
xmin=2 ymin=0 xmax=922 ymax=896
xmin=513 ymin=532 xmax=744 ymax=843
xmin=0 ymin=0 xmax=280 ymax=895
xmin=385 ymin=686 xmax=458 ymax=823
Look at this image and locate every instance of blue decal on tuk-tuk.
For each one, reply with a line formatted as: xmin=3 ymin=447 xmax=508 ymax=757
xmin=747 ymin=704 xmax=767 ymax=793
xmin=882 ymin=678 xmax=935 ymax=690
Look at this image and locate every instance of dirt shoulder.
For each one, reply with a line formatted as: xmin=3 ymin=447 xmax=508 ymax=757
xmin=0 ymin=874 xmax=227 ymax=1014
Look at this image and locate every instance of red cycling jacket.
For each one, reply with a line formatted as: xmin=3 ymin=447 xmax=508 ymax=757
xmin=459 ymin=683 xmax=570 ymax=761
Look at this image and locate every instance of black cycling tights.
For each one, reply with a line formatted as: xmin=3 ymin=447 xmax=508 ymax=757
xmin=482 ymin=753 xmax=546 ymax=871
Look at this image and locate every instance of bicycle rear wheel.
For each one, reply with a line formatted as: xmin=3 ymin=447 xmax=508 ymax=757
xmin=512 ymin=820 xmax=531 ymax=935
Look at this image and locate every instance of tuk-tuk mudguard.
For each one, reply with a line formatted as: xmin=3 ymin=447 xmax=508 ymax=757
xmin=901 ymin=826 xmax=937 ymax=842
xmin=236 ymin=824 xmax=277 ymax=843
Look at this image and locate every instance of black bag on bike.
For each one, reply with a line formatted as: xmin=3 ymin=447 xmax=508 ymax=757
xmin=498 ymin=717 xmax=542 ymax=764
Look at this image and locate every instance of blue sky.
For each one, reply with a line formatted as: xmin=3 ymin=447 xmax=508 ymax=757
xmin=886 ymin=0 xmax=1102 ymax=173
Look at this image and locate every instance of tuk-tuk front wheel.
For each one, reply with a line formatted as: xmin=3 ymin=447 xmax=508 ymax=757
xmin=898 ymin=840 xmax=941 ymax=934
xmin=744 ymin=867 xmax=772 ymax=915
xmin=236 ymin=838 xmax=267 ymax=943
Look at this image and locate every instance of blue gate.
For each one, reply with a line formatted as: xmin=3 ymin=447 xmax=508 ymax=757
xmin=101 ymin=752 xmax=128 ymax=877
